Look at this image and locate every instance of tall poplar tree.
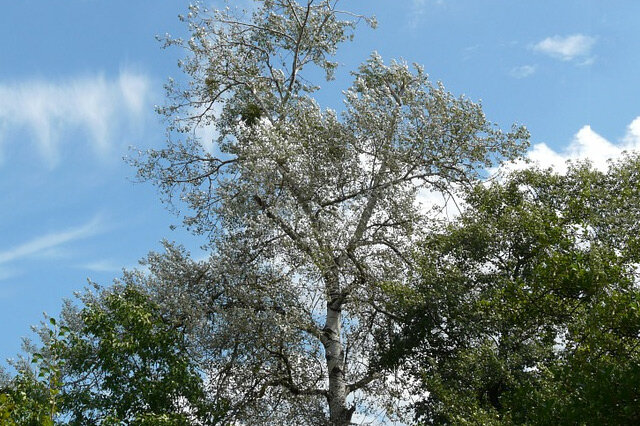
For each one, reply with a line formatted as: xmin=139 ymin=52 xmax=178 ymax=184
xmin=133 ymin=1 xmax=529 ymax=423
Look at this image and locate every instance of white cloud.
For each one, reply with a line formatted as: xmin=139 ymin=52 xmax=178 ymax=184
xmin=409 ymin=0 xmax=427 ymax=28
xmin=510 ymin=65 xmax=536 ymax=79
xmin=533 ymin=34 xmax=595 ymax=61
xmin=0 ymin=216 xmax=105 ymax=265
xmin=502 ymin=116 xmax=640 ymax=174
xmin=624 ymin=116 xmax=640 ymax=145
xmin=416 ymin=188 xmax=463 ymax=220
xmin=418 ymin=118 xmax=640 ymax=220
xmin=0 ymin=70 xmax=153 ymax=167
xmin=78 ymin=259 xmax=123 ymax=273
xmin=408 ymin=0 xmax=445 ymax=27
xmin=412 ymin=0 xmax=445 ymax=11
xmin=193 ymin=108 xmax=222 ymax=155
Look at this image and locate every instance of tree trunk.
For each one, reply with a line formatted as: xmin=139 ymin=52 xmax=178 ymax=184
xmin=323 ymin=298 xmax=353 ymax=425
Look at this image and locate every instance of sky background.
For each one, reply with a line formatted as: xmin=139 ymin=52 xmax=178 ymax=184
xmin=1 ymin=0 xmax=640 ymax=362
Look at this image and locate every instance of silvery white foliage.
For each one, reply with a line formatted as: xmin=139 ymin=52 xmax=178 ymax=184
xmin=128 ymin=243 xmax=328 ymax=424
xmin=133 ymin=1 xmax=528 ymax=423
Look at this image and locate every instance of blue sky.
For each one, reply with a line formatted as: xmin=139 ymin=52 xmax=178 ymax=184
xmin=1 ymin=0 xmax=640 ymax=361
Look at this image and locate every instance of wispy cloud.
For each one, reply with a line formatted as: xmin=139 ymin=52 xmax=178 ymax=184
xmin=412 ymin=0 xmax=446 ymax=11
xmin=510 ymin=65 xmax=536 ymax=79
xmin=0 ymin=70 xmax=153 ymax=167
xmin=0 ymin=216 xmax=105 ymax=265
xmin=412 ymin=0 xmax=427 ymax=9
xmin=78 ymin=259 xmax=123 ymax=273
xmin=408 ymin=0 xmax=445 ymax=27
xmin=533 ymin=34 xmax=596 ymax=62
xmin=409 ymin=0 xmax=427 ymax=27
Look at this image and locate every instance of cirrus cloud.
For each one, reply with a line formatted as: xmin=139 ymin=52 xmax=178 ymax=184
xmin=0 ymin=216 xmax=106 ymax=266
xmin=0 ymin=70 xmax=153 ymax=167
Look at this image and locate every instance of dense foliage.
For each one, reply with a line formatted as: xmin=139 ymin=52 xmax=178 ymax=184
xmin=3 ymin=1 xmax=639 ymax=424
xmin=0 ymin=369 xmax=57 ymax=426
xmin=131 ymin=1 xmax=527 ymax=422
xmin=385 ymin=157 xmax=640 ymax=424
xmin=1 ymin=283 xmax=222 ymax=425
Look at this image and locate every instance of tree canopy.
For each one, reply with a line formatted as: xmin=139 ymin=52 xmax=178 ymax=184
xmin=1 ymin=280 xmax=222 ymax=425
xmin=132 ymin=0 xmax=528 ymax=423
xmin=384 ymin=156 xmax=640 ymax=424
xmin=5 ymin=1 xmax=640 ymax=425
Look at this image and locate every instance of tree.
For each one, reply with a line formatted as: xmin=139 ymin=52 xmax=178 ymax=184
xmin=132 ymin=0 xmax=529 ymax=423
xmin=2 ymin=280 xmax=222 ymax=425
xmin=60 ymin=283 xmax=224 ymax=425
xmin=0 ymin=318 xmax=69 ymax=426
xmin=385 ymin=156 xmax=640 ymax=424
xmin=0 ymin=369 xmax=58 ymax=426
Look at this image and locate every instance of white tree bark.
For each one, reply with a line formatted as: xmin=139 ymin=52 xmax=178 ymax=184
xmin=323 ymin=299 xmax=352 ymax=425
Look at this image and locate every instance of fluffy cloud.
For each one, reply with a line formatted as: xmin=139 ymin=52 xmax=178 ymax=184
xmin=0 ymin=70 xmax=153 ymax=167
xmin=624 ymin=116 xmax=640 ymax=145
xmin=533 ymin=34 xmax=595 ymax=62
xmin=505 ymin=116 xmax=640 ymax=174
xmin=421 ymin=117 xmax=640 ymax=217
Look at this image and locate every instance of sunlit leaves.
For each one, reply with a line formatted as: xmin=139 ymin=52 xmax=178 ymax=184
xmin=390 ymin=156 xmax=640 ymax=424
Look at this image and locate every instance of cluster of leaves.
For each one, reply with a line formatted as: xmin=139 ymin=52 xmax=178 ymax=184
xmin=0 ymin=318 xmax=69 ymax=426
xmin=1 ymin=284 xmax=224 ymax=425
xmin=0 ymin=370 xmax=56 ymax=426
xmin=385 ymin=157 xmax=640 ymax=424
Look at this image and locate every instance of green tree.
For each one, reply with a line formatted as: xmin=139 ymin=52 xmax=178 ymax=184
xmin=385 ymin=156 xmax=640 ymax=424
xmin=2 ymin=280 xmax=223 ymax=425
xmin=132 ymin=1 xmax=528 ymax=423
xmin=58 ymin=283 xmax=223 ymax=425
xmin=0 ymin=318 xmax=69 ymax=426
xmin=0 ymin=369 xmax=57 ymax=426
